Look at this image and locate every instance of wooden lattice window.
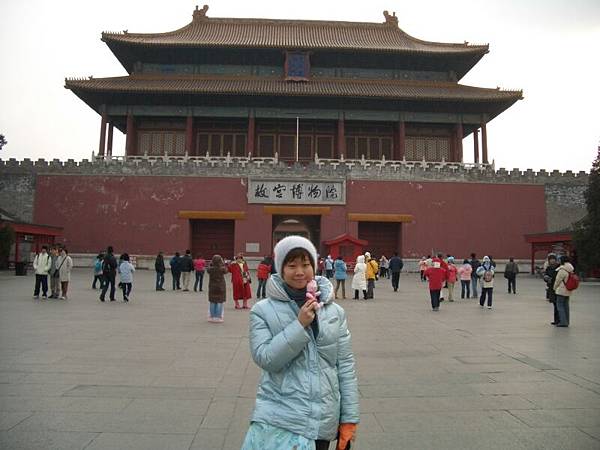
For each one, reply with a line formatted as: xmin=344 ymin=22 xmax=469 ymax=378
xmin=258 ymin=135 xmax=275 ymax=157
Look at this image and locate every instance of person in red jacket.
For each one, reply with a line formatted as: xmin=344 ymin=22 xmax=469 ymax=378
xmin=445 ymin=256 xmax=458 ymax=302
xmin=229 ymin=253 xmax=252 ymax=309
xmin=431 ymin=253 xmax=449 ymax=302
xmin=255 ymin=256 xmax=272 ymax=299
xmin=425 ymin=261 xmax=447 ymax=311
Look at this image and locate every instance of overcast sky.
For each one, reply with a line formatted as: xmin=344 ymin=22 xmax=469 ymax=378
xmin=1 ymin=0 xmax=599 ymax=171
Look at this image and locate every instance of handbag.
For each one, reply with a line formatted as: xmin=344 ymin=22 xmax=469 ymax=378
xmin=53 ymin=257 xmax=66 ymax=278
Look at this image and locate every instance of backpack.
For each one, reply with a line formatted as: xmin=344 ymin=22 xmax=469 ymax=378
xmin=483 ymin=270 xmax=494 ymax=283
xmin=564 ymin=272 xmax=580 ymax=291
xmin=94 ymin=259 xmax=102 ymax=273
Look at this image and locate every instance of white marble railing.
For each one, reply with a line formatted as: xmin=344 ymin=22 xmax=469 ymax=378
xmin=92 ymin=151 xmax=495 ymax=170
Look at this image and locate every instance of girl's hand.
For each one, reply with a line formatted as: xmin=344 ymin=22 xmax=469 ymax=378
xmin=298 ymin=298 xmax=318 ymax=327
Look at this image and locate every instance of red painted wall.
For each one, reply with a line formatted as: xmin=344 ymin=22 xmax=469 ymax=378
xmin=35 ymin=176 xmax=251 ymax=255
xmin=346 ymin=180 xmax=546 ymax=259
xmin=35 ymin=175 xmax=545 ymax=259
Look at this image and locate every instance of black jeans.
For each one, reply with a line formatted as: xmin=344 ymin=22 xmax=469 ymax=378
xmin=460 ymin=280 xmax=470 ymax=298
xmin=391 ymin=271 xmax=400 ymax=291
xmin=430 ymin=289 xmax=441 ymax=309
xmin=256 ymin=279 xmax=267 ymax=298
xmin=156 ymin=271 xmax=164 ymax=289
xmin=171 ymin=270 xmax=181 ymax=289
xmin=354 ymin=289 xmax=367 ymax=300
xmin=100 ymin=274 xmax=116 ymax=301
xmin=34 ymin=274 xmax=48 ymax=296
xmin=480 ymin=287 xmax=493 ymax=307
xmin=194 ymin=270 xmax=205 ymax=291
xmin=507 ymin=275 xmax=517 ymax=293
xmin=92 ymin=274 xmax=103 ymax=289
xmin=121 ymin=282 xmax=132 ymax=300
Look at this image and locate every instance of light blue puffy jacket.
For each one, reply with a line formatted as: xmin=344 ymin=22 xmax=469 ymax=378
xmin=248 ymin=274 xmax=360 ymax=441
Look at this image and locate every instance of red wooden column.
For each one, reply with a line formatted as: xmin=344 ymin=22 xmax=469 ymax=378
xmin=455 ymin=123 xmax=463 ymax=162
xmin=246 ymin=113 xmax=255 ymax=156
xmin=397 ymin=121 xmax=406 ymax=161
xmin=185 ymin=115 xmax=194 ymax=155
xmin=125 ymin=113 xmax=136 ymax=156
xmin=481 ymin=122 xmax=489 ymax=164
xmin=473 ymin=128 xmax=480 ymax=163
xmin=107 ymin=123 xmax=114 ymax=157
xmin=337 ymin=116 xmax=346 ymax=159
xmin=98 ymin=112 xmax=107 ymax=157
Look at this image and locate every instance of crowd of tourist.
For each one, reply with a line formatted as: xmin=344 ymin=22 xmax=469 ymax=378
xmin=29 ymin=241 xmax=579 ymax=329
xmin=25 ymin=237 xmax=581 ymax=450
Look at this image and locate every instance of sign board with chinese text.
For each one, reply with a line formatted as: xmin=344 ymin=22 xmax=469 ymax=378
xmin=248 ymin=179 xmax=346 ymax=205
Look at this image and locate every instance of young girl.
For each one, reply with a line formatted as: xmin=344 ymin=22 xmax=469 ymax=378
xmin=476 ymin=256 xmax=495 ymax=309
xmin=92 ymin=253 xmax=104 ymax=289
xmin=458 ymin=258 xmax=473 ymax=299
xmin=207 ymin=255 xmax=228 ymax=322
xmin=118 ymin=253 xmax=135 ymax=302
xmin=229 ymin=253 xmax=252 ymax=309
xmin=242 ymin=236 xmax=359 ymax=450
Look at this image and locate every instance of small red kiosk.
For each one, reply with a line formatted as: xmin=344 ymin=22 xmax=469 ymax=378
xmin=323 ymin=233 xmax=368 ymax=269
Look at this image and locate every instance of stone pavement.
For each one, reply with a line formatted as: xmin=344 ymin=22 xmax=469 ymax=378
xmin=0 ymin=269 xmax=599 ymax=450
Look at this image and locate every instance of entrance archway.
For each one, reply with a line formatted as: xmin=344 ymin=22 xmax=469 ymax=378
xmin=272 ymin=215 xmax=321 ymax=250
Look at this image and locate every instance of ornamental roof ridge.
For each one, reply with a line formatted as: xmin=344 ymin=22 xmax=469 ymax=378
xmin=100 ymin=6 xmax=489 ymax=54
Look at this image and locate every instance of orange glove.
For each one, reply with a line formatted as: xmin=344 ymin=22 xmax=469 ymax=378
xmin=336 ymin=423 xmax=357 ymax=450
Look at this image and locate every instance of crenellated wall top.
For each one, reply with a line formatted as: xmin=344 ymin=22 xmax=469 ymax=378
xmin=0 ymin=157 xmax=589 ymax=186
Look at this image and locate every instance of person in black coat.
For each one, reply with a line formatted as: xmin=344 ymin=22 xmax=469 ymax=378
xmin=170 ymin=252 xmax=182 ymax=290
xmin=155 ymin=252 xmax=166 ymax=291
xmin=468 ymin=253 xmax=481 ymax=299
xmin=543 ymin=253 xmax=560 ymax=325
xmin=388 ymin=252 xmax=404 ymax=292
xmin=100 ymin=246 xmax=117 ymax=302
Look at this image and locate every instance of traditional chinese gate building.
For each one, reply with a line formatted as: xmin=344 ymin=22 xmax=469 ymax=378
xmin=5 ymin=7 xmax=580 ymax=262
xmin=55 ymin=6 xmax=528 ymax=257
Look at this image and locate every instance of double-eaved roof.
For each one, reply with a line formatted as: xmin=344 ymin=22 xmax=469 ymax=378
xmin=66 ymin=74 xmax=520 ymax=102
xmin=102 ymin=7 xmax=487 ymax=55
xmin=66 ymin=7 xmax=522 ymax=122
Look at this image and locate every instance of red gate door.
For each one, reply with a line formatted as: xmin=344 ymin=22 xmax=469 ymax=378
xmin=190 ymin=220 xmax=235 ymax=261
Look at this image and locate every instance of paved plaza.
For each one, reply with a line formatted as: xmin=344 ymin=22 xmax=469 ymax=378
xmin=0 ymin=269 xmax=599 ymax=450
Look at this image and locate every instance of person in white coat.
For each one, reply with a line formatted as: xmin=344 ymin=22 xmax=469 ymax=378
xmin=57 ymin=247 xmax=73 ymax=300
xmin=351 ymin=255 xmax=368 ymax=300
xmin=33 ymin=245 xmax=52 ymax=299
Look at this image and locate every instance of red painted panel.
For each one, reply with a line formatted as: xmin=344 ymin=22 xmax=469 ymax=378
xmin=346 ymin=180 xmax=546 ymax=259
xmin=34 ymin=176 xmax=248 ymax=254
xmin=33 ymin=175 xmax=546 ymax=259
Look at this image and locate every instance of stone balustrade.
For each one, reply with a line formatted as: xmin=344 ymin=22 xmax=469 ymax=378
xmin=0 ymin=156 xmax=589 ymax=185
